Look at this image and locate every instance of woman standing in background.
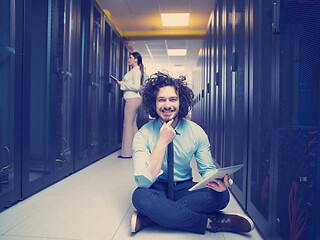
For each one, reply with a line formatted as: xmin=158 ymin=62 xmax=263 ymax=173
xmin=116 ymin=52 xmax=144 ymax=158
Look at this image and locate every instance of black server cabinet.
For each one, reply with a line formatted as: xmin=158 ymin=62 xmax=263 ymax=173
xmin=205 ymin=23 xmax=212 ymax=150
xmin=223 ymin=0 xmax=249 ymax=208
xmin=214 ymin=1 xmax=224 ymax=168
xmin=75 ymin=1 xmax=102 ymax=170
xmin=117 ymin=40 xmax=124 ymax=146
xmin=75 ymin=0 xmax=91 ymax=170
xmin=113 ymin=32 xmax=122 ymax=149
xmin=193 ymin=0 xmax=320 ymax=239
xmin=0 ymin=0 xmax=130 ymax=211
xmin=202 ymin=28 xmax=209 ymax=135
xmin=51 ymin=0 xmax=77 ymax=181
xmin=101 ymin=18 xmax=112 ymax=156
xmin=21 ymin=0 xmax=79 ymax=197
xmin=207 ymin=21 xmax=215 ymax=159
xmin=90 ymin=6 xmax=102 ymax=157
xmin=197 ymin=45 xmax=204 ymax=129
xmin=191 ymin=59 xmax=202 ymax=125
xmin=21 ymin=0 xmax=55 ymax=197
xmin=273 ymin=1 xmax=320 ymax=239
xmin=209 ymin=8 xmax=217 ymax=163
xmin=247 ymin=0 xmax=275 ymax=238
xmin=248 ymin=0 xmax=320 ymax=239
xmin=107 ymin=30 xmax=121 ymax=150
xmin=0 ymin=0 xmax=22 ymax=209
xmin=221 ymin=0 xmax=232 ymax=174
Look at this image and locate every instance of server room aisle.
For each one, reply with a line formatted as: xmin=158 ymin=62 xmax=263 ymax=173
xmin=0 ymin=151 xmax=263 ymax=240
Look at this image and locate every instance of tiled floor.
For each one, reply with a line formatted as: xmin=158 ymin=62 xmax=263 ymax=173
xmin=0 ymin=151 xmax=263 ymax=240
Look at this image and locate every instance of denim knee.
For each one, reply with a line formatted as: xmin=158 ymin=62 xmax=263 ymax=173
xmin=132 ymin=187 xmax=144 ymax=210
xmin=219 ymin=190 xmax=230 ymax=209
xmin=132 ymin=187 xmax=160 ymax=214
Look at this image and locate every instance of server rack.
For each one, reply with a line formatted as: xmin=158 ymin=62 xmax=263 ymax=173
xmin=100 ymin=15 xmax=112 ymax=156
xmin=51 ymin=0 xmax=77 ymax=181
xmin=21 ymin=0 xmax=55 ymax=197
xmin=193 ymin=0 xmax=320 ymax=239
xmin=0 ymin=0 xmax=23 ymax=209
xmin=0 ymin=0 xmax=130 ymax=211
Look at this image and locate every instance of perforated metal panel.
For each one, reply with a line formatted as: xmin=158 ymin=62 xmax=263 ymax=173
xmin=276 ymin=1 xmax=320 ymax=239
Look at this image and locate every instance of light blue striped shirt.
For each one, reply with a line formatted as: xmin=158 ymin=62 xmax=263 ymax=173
xmin=132 ymin=118 xmax=217 ymax=188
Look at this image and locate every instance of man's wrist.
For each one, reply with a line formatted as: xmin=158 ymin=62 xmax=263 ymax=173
xmin=156 ymin=139 xmax=169 ymax=148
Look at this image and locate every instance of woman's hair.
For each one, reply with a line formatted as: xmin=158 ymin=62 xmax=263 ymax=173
xmin=130 ymin=52 xmax=144 ymax=85
xmin=140 ymin=72 xmax=194 ymax=119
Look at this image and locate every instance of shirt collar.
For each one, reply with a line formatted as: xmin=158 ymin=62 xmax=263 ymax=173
xmin=175 ymin=119 xmax=183 ymax=135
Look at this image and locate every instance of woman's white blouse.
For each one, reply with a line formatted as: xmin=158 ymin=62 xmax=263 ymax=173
xmin=120 ymin=66 xmax=141 ymax=100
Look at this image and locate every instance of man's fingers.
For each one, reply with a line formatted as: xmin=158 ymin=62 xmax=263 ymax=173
xmin=166 ymin=119 xmax=174 ymax=127
xmin=222 ymin=175 xmax=229 ymax=187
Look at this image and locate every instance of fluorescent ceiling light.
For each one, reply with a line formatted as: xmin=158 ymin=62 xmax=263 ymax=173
xmin=167 ymin=49 xmax=187 ymax=56
xmin=161 ymin=13 xmax=189 ymax=27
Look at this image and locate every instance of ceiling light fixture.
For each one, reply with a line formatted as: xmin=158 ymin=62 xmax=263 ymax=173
xmin=167 ymin=49 xmax=187 ymax=56
xmin=161 ymin=13 xmax=189 ymax=27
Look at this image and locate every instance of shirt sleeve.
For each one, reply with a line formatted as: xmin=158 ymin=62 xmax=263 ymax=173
xmin=194 ymin=127 xmax=233 ymax=186
xmin=120 ymin=68 xmax=141 ymax=92
xmin=132 ymin=130 xmax=161 ymax=188
xmin=194 ymin=127 xmax=217 ymax=179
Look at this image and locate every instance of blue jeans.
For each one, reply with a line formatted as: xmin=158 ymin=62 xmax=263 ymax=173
xmin=132 ymin=179 xmax=230 ymax=234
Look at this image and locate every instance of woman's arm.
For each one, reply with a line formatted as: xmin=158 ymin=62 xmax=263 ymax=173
xmin=120 ymin=68 xmax=141 ymax=91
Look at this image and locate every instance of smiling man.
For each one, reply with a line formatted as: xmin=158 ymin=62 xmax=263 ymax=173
xmin=130 ymin=72 xmax=254 ymax=235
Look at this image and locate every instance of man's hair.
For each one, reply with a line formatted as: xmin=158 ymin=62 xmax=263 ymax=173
xmin=140 ymin=72 xmax=194 ymax=119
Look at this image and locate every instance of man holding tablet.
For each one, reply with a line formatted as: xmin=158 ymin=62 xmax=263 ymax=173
xmin=131 ymin=72 xmax=254 ymax=235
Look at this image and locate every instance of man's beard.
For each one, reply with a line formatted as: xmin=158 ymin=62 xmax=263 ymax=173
xmin=163 ymin=114 xmax=178 ymax=123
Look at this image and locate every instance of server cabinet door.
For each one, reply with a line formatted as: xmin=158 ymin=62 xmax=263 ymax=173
xmin=22 ymin=0 xmax=54 ymax=197
xmin=107 ymin=31 xmax=120 ymax=151
xmin=117 ymin=41 xmax=124 ymax=146
xmin=222 ymin=0 xmax=233 ymax=171
xmin=247 ymin=0 xmax=274 ymax=238
xmin=209 ymin=7 xmax=218 ymax=162
xmin=89 ymin=7 xmax=102 ymax=156
xmin=205 ymin=26 xmax=212 ymax=142
xmin=75 ymin=3 xmax=101 ymax=170
xmin=51 ymin=0 xmax=76 ymax=180
xmin=100 ymin=19 xmax=111 ymax=156
xmin=214 ymin=1 xmax=224 ymax=167
xmin=199 ymin=45 xmax=205 ymax=129
xmin=275 ymin=1 xmax=320 ymax=239
xmin=226 ymin=0 xmax=249 ymax=207
xmin=0 ymin=0 xmax=21 ymax=209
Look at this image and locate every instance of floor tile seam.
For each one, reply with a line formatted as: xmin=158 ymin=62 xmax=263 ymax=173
xmin=0 ymin=204 xmax=47 ymax=236
xmin=1 ymin=232 xmax=81 ymax=240
xmin=111 ymin=203 xmax=133 ymax=240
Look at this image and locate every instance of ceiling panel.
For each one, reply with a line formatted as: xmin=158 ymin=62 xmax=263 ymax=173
xmin=133 ymin=15 xmax=163 ymax=31
xmin=126 ymin=0 xmax=160 ymax=14
xmin=98 ymin=0 xmax=211 ymax=79
xmin=101 ymin=0 xmax=129 ymax=14
xmin=158 ymin=0 xmax=191 ymax=12
xmin=166 ymin=40 xmax=187 ymax=49
xmin=146 ymin=41 xmax=167 ymax=49
xmin=149 ymin=50 xmax=168 ymax=56
xmin=169 ymin=56 xmax=186 ymax=64
xmin=190 ymin=0 xmax=215 ymax=11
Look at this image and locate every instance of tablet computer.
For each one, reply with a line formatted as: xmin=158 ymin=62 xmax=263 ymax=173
xmin=188 ymin=164 xmax=244 ymax=191
xmin=110 ymin=75 xmax=119 ymax=82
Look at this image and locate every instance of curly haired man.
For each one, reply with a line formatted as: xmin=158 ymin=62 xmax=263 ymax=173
xmin=131 ymin=72 xmax=254 ymax=235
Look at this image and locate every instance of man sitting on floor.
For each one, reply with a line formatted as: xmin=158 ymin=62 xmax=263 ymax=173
xmin=130 ymin=72 xmax=254 ymax=234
